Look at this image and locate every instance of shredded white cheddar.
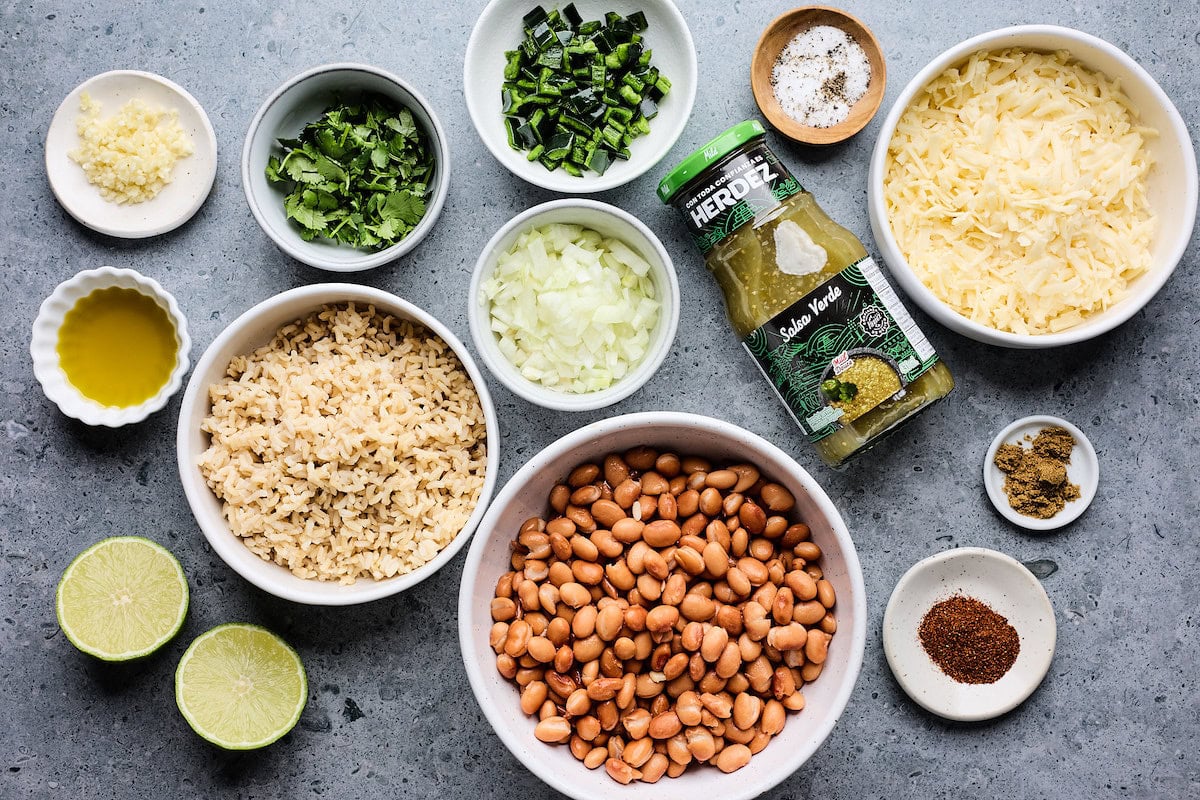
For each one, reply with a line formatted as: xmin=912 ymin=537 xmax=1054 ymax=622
xmin=884 ymin=49 xmax=1157 ymax=335
xmin=69 ymin=92 xmax=193 ymax=205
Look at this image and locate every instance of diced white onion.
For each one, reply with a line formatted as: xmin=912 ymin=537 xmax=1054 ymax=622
xmin=482 ymin=223 xmax=661 ymax=394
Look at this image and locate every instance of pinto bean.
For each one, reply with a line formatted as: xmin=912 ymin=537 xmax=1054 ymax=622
xmin=492 ymin=452 xmax=837 ymax=786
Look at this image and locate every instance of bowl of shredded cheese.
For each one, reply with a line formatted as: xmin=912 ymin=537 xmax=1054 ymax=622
xmin=868 ymin=25 xmax=1197 ymax=348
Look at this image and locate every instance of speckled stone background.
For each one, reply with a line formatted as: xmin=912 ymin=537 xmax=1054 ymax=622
xmin=2 ymin=1 xmax=1198 ymax=798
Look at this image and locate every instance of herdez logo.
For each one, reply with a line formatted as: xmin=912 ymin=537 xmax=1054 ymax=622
xmin=689 ymin=161 xmax=780 ymax=227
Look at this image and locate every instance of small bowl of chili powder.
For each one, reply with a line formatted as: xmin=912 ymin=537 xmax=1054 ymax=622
xmin=882 ymin=547 xmax=1056 ymax=721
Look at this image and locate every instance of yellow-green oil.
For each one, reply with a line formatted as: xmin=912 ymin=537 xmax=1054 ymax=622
xmin=56 ymin=287 xmax=177 ymax=407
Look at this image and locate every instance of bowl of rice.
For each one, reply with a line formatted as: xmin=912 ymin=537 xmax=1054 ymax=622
xmin=868 ymin=25 xmax=1198 ymax=348
xmin=176 ymin=284 xmax=498 ymax=605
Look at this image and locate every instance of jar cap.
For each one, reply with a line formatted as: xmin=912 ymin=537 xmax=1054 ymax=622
xmin=656 ymin=120 xmax=767 ymax=203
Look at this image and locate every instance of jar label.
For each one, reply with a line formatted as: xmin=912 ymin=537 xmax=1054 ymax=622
xmin=743 ymin=257 xmax=941 ymax=442
xmin=673 ymin=140 xmax=803 ymax=254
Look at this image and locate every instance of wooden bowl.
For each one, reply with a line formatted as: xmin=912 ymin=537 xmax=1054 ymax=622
xmin=751 ymin=6 xmax=886 ymax=145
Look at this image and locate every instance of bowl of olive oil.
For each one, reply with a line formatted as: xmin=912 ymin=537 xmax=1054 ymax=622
xmin=31 ymin=267 xmax=190 ymax=427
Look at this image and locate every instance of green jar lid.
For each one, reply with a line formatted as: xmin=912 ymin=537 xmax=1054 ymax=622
xmin=656 ymin=120 xmax=767 ymax=204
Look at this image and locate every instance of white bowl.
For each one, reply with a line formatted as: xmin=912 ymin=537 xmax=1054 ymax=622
xmin=867 ymin=25 xmax=1198 ymax=348
xmin=882 ymin=547 xmax=1056 ymax=722
xmin=468 ymin=199 xmax=680 ymax=411
xmin=31 ymin=267 xmax=191 ymax=427
xmin=45 ymin=70 xmax=218 ymax=238
xmin=242 ymin=63 xmax=450 ymax=272
xmin=176 ymin=284 xmax=498 ymax=605
xmin=458 ymin=412 xmax=866 ymax=800
xmin=464 ymin=0 xmax=698 ymax=193
xmin=983 ymin=415 xmax=1099 ymax=532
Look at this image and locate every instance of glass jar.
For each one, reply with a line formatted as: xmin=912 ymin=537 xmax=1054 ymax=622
xmin=658 ymin=120 xmax=954 ymax=468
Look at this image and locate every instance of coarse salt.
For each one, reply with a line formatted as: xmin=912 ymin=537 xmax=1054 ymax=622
xmin=770 ymin=25 xmax=871 ymax=128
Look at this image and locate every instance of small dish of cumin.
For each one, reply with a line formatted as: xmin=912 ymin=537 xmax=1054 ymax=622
xmin=983 ymin=415 xmax=1099 ymax=532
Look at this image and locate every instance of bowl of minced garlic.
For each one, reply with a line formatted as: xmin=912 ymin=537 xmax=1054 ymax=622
xmin=45 ymin=70 xmax=217 ymax=238
xmin=984 ymin=415 xmax=1099 ymax=531
xmin=70 ymin=92 xmax=194 ymax=205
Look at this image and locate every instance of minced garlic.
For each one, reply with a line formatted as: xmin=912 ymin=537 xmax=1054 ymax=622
xmin=68 ymin=92 xmax=193 ymax=204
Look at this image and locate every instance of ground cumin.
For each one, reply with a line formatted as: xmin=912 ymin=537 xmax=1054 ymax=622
xmin=918 ymin=595 xmax=1020 ymax=684
xmin=994 ymin=426 xmax=1080 ymax=519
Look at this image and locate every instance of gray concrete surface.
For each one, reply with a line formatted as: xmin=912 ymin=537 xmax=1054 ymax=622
xmin=2 ymin=1 xmax=1198 ymax=798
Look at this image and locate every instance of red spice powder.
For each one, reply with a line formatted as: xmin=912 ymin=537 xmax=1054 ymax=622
xmin=918 ymin=595 xmax=1020 ymax=684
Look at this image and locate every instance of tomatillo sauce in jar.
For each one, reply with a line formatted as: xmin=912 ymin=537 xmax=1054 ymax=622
xmin=658 ymin=121 xmax=954 ymax=468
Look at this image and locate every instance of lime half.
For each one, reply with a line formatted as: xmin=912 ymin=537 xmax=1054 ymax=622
xmin=55 ymin=536 xmax=189 ymax=661
xmin=175 ymin=623 xmax=307 ymax=749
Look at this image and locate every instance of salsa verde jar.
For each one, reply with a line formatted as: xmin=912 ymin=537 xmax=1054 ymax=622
xmin=658 ymin=120 xmax=954 ymax=468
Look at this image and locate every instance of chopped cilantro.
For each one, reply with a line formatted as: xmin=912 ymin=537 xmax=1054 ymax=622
xmin=265 ymin=94 xmax=434 ymax=251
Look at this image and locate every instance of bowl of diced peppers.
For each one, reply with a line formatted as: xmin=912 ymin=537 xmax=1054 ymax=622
xmin=464 ymin=0 xmax=697 ymax=193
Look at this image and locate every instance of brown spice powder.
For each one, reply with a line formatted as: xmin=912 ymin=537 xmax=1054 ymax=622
xmin=918 ymin=595 xmax=1020 ymax=684
xmin=994 ymin=426 xmax=1080 ymax=519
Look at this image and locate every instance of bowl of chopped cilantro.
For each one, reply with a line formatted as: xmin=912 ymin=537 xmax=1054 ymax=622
xmin=464 ymin=0 xmax=697 ymax=193
xmin=242 ymin=63 xmax=449 ymax=272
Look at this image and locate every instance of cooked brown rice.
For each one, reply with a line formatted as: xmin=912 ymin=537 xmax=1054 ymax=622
xmin=198 ymin=303 xmax=488 ymax=584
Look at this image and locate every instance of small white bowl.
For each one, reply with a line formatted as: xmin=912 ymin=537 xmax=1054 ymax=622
xmin=469 ymin=199 xmax=680 ymax=411
xmin=458 ymin=412 xmax=867 ymax=800
xmin=883 ymin=547 xmax=1056 ymax=722
xmin=867 ymin=25 xmax=1198 ymax=348
xmin=983 ymin=415 xmax=1099 ymax=532
xmin=242 ymin=63 xmax=450 ymax=272
xmin=464 ymin=0 xmax=698 ymax=193
xmin=176 ymin=284 xmax=498 ymax=605
xmin=30 ymin=267 xmax=191 ymax=427
xmin=45 ymin=70 xmax=218 ymax=238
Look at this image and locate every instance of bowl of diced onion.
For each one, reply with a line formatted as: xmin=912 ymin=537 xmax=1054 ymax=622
xmin=468 ymin=198 xmax=679 ymax=411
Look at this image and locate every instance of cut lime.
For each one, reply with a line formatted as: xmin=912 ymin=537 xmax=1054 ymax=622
xmin=55 ymin=536 xmax=189 ymax=661
xmin=175 ymin=623 xmax=307 ymax=750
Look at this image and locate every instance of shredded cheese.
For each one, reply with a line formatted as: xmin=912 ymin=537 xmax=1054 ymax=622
xmin=884 ymin=49 xmax=1156 ymax=335
xmin=69 ymin=92 xmax=193 ymax=205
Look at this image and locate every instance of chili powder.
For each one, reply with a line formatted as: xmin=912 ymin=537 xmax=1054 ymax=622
xmin=918 ymin=595 xmax=1020 ymax=684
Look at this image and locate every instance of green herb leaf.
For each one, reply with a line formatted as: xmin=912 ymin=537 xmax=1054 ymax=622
xmin=382 ymin=190 xmax=425 ymax=225
xmin=286 ymin=198 xmax=328 ymax=232
xmin=265 ymin=156 xmax=283 ymax=183
xmin=265 ymin=94 xmax=435 ymax=252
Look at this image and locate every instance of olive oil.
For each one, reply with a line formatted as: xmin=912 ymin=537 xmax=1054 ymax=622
xmin=57 ymin=287 xmax=177 ymax=407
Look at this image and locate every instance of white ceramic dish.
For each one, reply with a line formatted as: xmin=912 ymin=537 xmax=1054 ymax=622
xmin=45 ymin=70 xmax=218 ymax=238
xmin=176 ymin=284 xmax=498 ymax=605
xmin=983 ymin=415 xmax=1098 ymax=532
xmin=468 ymin=199 xmax=680 ymax=411
xmin=867 ymin=25 xmax=1198 ymax=348
xmin=463 ymin=0 xmax=697 ymax=193
xmin=242 ymin=63 xmax=450 ymax=272
xmin=30 ymin=267 xmax=191 ymax=427
xmin=458 ymin=412 xmax=866 ymax=800
xmin=882 ymin=547 xmax=1056 ymax=722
